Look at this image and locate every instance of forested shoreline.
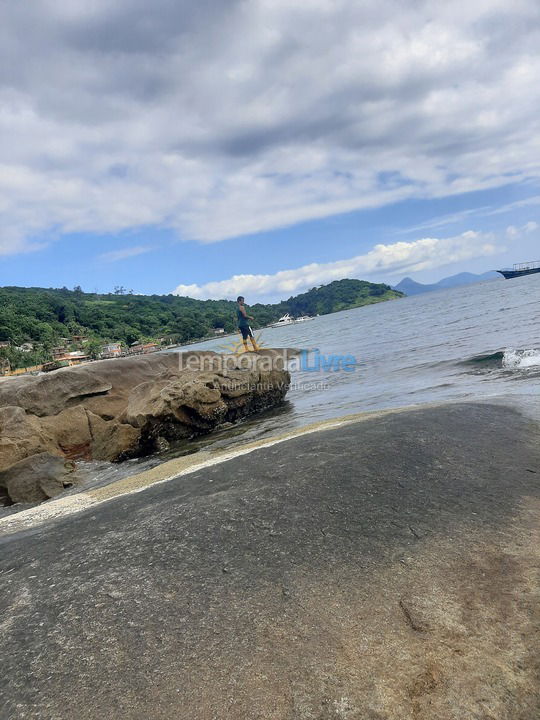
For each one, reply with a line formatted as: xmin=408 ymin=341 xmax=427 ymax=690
xmin=0 ymin=279 xmax=402 ymax=369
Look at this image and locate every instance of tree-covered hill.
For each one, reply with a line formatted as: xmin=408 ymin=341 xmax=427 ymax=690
xmin=267 ymin=279 xmax=402 ymax=317
xmin=0 ymin=279 xmax=402 ymax=368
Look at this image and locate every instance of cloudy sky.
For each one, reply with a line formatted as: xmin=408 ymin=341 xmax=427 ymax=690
xmin=1 ymin=0 xmax=539 ymax=300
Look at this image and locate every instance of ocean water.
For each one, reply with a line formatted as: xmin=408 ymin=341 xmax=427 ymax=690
xmin=173 ymin=272 xmax=540 ymax=451
xmin=2 ymin=273 xmax=540 ymax=510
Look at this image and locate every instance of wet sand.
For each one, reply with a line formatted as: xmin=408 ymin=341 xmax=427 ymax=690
xmin=1 ymin=402 xmax=539 ymax=719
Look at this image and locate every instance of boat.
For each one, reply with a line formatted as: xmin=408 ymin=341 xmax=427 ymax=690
xmin=295 ymin=315 xmax=314 ymax=322
xmin=269 ymin=313 xmax=295 ymax=328
xmin=496 ymin=261 xmax=540 ymax=279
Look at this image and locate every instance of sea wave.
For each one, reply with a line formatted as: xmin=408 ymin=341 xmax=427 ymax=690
xmin=459 ymin=349 xmax=540 ymax=372
xmin=459 ymin=351 xmax=505 ymax=368
xmin=502 ymin=348 xmax=540 ymax=370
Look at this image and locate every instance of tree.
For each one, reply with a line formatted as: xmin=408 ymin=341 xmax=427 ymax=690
xmin=84 ymin=338 xmax=103 ymax=360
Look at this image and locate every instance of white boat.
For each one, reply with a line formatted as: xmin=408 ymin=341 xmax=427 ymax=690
xmin=269 ymin=313 xmax=295 ymax=328
xmin=295 ymin=315 xmax=313 ymax=322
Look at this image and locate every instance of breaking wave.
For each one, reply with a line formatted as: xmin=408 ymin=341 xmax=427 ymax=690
xmin=502 ymin=349 xmax=540 ymax=370
xmin=459 ymin=349 xmax=540 ymax=373
xmin=459 ymin=351 xmax=505 ymax=369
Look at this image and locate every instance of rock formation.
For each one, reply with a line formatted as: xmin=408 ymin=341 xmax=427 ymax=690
xmin=0 ymin=349 xmax=291 ymax=504
xmin=0 ymin=453 xmax=77 ymax=505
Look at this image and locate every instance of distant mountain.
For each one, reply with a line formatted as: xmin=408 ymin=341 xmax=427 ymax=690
xmin=393 ymin=271 xmax=499 ymax=296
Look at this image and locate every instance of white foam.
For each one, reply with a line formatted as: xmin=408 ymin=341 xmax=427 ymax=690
xmin=502 ymin=349 xmax=540 ymax=369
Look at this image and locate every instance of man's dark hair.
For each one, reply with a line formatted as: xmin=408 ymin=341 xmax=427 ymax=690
xmin=237 ymin=296 xmax=244 ymax=303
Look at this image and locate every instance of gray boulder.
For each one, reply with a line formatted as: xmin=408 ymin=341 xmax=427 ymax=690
xmin=0 ymin=452 xmax=79 ymax=504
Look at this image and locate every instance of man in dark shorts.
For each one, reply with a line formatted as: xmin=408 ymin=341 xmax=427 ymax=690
xmin=236 ymin=296 xmax=259 ymax=352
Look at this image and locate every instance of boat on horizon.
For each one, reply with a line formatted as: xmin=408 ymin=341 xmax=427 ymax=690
xmin=496 ymin=261 xmax=540 ymax=279
xmin=268 ymin=313 xmax=295 ymax=328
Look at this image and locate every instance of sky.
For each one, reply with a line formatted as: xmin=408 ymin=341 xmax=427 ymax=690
xmin=1 ymin=0 xmax=539 ymax=302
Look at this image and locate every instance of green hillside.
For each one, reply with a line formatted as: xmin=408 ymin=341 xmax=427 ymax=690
xmin=0 ymin=279 xmax=402 ymax=369
xmin=272 ymin=279 xmax=402 ymax=317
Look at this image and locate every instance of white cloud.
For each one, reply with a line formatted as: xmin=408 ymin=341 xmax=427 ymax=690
xmin=505 ymin=221 xmax=538 ymax=239
xmin=1 ymin=0 xmax=540 ymax=252
xmin=487 ymin=194 xmax=540 ymax=216
xmin=173 ymin=230 xmax=500 ymax=300
xmin=401 ymin=200 xmax=540 ymax=236
xmin=98 ymin=245 xmax=154 ymax=262
xmin=0 ymin=228 xmax=46 ymax=257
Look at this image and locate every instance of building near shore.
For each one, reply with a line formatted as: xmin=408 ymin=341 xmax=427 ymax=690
xmin=51 ymin=345 xmax=68 ymax=359
xmin=101 ymin=343 xmax=122 ymax=359
xmin=50 ymin=351 xmax=90 ymax=366
xmin=129 ymin=341 xmax=159 ymax=355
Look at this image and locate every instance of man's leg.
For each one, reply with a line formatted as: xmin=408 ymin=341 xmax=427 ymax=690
xmin=240 ymin=327 xmax=250 ymax=352
xmin=249 ymin=332 xmax=259 ymax=351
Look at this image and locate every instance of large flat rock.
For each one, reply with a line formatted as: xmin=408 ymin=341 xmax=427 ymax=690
xmin=0 ymin=350 xmax=292 ymax=503
xmin=1 ymin=403 xmax=539 ymax=719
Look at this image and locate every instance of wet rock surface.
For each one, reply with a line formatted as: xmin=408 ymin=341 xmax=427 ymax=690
xmin=1 ymin=403 xmax=539 ymax=719
xmin=0 ymin=350 xmax=291 ymax=504
xmin=0 ymin=453 xmax=78 ymax=505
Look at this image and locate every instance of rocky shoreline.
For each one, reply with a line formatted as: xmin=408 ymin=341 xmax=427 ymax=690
xmin=1 ymin=401 xmax=539 ymax=719
xmin=0 ymin=349 xmax=292 ymax=505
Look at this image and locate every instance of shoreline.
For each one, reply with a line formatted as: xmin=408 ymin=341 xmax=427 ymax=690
xmin=1 ymin=394 xmax=538 ymax=538
xmin=0 ymin=404 xmax=408 ymax=538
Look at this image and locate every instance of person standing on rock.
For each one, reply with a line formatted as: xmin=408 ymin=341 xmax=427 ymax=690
xmin=237 ymin=296 xmax=260 ymax=352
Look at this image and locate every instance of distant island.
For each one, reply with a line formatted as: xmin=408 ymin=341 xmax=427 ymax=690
xmin=392 ymin=271 xmax=499 ymax=296
xmin=0 ymin=279 xmax=402 ymax=372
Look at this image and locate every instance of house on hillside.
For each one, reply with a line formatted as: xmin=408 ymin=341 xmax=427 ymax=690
xmin=52 ymin=346 xmax=68 ymax=359
xmin=71 ymin=335 xmax=88 ymax=345
xmin=101 ymin=343 xmax=122 ymax=359
xmin=213 ymin=328 xmax=225 ymax=335
xmin=16 ymin=342 xmax=34 ymax=352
